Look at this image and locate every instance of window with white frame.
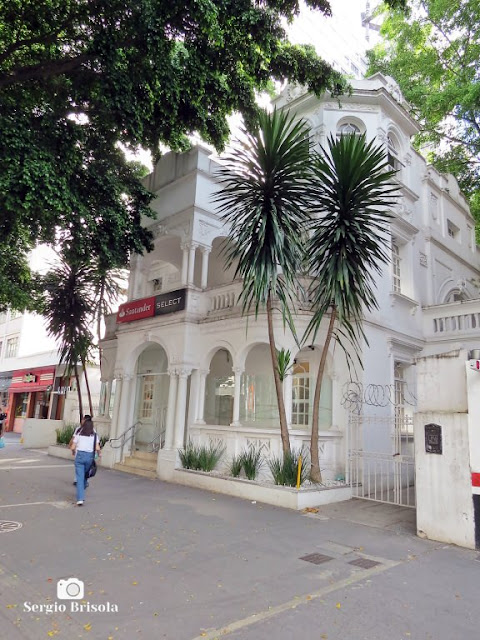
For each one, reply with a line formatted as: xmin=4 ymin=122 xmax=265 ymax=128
xmin=392 ymin=242 xmax=401 ymax=293
xmin=139 ymin=375 xmax=154 ymax=419
xmin=292 ymin=362 xmax=311 ymax=426
xmin=6 ymin=336 xmax=18 ymax=358
xmin=336 ymin=122 xmax=361 ymax=138
xmin=446 ymin=219 xmax=460 ymax=242
xmin=387 ymin=134 xmax=402 ymax=172
xmin=394 ymin=361 xmax=414 ymax=436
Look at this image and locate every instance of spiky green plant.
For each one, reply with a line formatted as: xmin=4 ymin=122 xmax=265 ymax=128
xmin=229 ymin=454 xmax=243 ymax=478
xmin=214 ymin=108 xmax=316 ymax=457
xmin=240 ymin=446 xmax=264 ymax=480
xmin=179 ymin=439 xmax=225 ymax=472
xmin=55 ymin=423 xmax=77 ymax=445
xmin=197 ymin=440 xmax=226 ymax=471
xmin=268 ymin=448 xmax=309 ymax=487
xmin=305 ymin=133 xmax=398 ymax=482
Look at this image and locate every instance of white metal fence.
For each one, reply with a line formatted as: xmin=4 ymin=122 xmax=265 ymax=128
xmin=347 ymin=414 xmax=416 ymax=508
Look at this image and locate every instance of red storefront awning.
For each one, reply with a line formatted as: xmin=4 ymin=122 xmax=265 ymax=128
xmin=9 ymin=366 xmax=56 ymax=393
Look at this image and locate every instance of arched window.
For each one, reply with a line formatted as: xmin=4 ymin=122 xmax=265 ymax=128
xmin=336 ymin=122 xmax=361 ymax=138
xmin=387 ymin=134 xmax=402 ymax=172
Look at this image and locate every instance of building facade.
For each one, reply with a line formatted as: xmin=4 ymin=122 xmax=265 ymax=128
xmin=99 ymin=73 xmax=480 ymax=493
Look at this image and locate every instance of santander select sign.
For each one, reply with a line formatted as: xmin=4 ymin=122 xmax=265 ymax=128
xmin=117 ymin=289 xmax=186 ymax=324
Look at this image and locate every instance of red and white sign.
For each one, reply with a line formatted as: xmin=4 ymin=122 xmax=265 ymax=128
xmin=469 ymin=360 xmax=480 ymax=371
xmin=472 ymin=473 xmax=480 ymax=487
xmin=117 ymin=297 xmax=155 ymax=323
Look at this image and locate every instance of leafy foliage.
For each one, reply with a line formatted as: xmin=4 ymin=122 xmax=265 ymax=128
xmin=367 ymin=0 xmax=480 ymax=233
xmin=0 ymin=0 xmax=356 ymax=308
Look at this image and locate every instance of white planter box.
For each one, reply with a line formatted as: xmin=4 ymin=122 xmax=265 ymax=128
xmin=48 ymin=444 xmax=75 ymax=460
xmin=171 ymin=468 xmax=352 ymax=510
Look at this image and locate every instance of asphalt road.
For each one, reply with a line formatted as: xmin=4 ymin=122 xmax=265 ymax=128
xmin=0 ymin=433 xmax=478 ymax=640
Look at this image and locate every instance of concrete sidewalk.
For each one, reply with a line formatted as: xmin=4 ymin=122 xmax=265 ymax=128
xmin=0 ymin=441 xmax=477 ymax=640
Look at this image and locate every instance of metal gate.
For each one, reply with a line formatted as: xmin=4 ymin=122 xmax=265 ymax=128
xmin=347 ymin=413 xmax=416 ymax=508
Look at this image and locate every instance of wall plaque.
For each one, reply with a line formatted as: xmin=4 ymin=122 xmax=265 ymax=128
xmin=425 ymin=423 xmax=442 ymax=454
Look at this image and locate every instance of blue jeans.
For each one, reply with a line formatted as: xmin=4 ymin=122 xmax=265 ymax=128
xmin=75 ymin=451 xmax=94 ymax=501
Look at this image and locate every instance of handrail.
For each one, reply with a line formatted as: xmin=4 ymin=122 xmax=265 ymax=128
xmin=147 ymin=429 xmax=165 ymax=453
xmin=108 ymin=421 xmax=141 ymax=460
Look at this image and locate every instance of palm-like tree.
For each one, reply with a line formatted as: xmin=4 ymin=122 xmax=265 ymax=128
xmin=43 ymin=257 xmax=96 ymax=418
xmin=305 ymin=133 xmax=398 ymax=482
xmin=214 ymin=108 xmax=315 ymax=455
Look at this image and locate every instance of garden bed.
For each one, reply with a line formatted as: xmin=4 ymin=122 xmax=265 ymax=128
xmin=170 ymin=467 xmax=352 ymax=510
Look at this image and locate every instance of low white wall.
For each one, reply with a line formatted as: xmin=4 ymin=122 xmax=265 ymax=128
xmin=415 ymin=411 xmax=475 ymax=549
xmin=23 ymin=419 xmax=63 ymax=448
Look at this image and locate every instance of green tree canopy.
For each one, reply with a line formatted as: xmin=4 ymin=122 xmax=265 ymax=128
xmin=367 ymin=0 xmax=480 ymax=234
xmin=0 ymin=0 xmax=403 ymax=311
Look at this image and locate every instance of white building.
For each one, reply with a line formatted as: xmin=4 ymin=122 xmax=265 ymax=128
xmin=99 ymin=74 xmax=480 ymax=515
xmin=0 ymin=295 xmax=101 ymax=437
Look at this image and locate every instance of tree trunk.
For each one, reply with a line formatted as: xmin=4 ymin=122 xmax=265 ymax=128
xmin=310 ymin=307 xmax=336 ymax=483
xmin=267 ymin=293 xmax=291 ymax=456
xmin=81 ymin=355 xmax=93 ymax=416
xmin=73 ymin=362 xmax=84 ymax=421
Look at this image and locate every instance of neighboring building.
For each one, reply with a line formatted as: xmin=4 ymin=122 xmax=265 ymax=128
xmin=99 ymin=74 xmax=480 ymax=507
xmin=0 ymin=306 xmax=101 ymax=434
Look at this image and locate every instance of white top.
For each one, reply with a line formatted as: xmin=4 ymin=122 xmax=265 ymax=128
xmin=73 ymin=432 xmax=97 ymax=453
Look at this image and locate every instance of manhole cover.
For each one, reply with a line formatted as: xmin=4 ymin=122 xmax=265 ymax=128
xmin=348 ymin=557 xmax=381 ymax=569
xmin=0 ymin=520 xmax=22 ymax=533
xmin=300 ymin=553 xmax=334 ymax=565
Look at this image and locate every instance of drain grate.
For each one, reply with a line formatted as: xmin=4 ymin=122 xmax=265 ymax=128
xmin=0 ymin=520 xmax=23 ymax=533
xmin=300 ymin=553 xmax=334 ymax=565
xmin=348 ymin=557 xmax=381 ymax=569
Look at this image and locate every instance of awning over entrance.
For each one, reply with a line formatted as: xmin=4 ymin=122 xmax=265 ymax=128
xmin=0 ymin=371 xmax=13 ymax=392
xmin=9 ymin=366 xmax=56 ymax=393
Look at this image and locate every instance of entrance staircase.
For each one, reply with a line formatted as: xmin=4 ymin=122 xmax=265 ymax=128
xmin=114 ymin=450 xmax=158 ymax=479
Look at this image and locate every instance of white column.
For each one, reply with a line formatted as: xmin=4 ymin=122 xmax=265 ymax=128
xmin=174 ymin=370 xmax=190 ymax=448
xmin=181 ymin=244 xmax=189 ymax=286
xmin=195 ymin=369 xmax=209 ymax=424
xmin=164 ymin=369 xmax=178 ymax=450
xmin=200 ymin=247 xmax=211 ymax=289
xmin=230 ymin=367 xmax=243 ymax=427
xmin=284 ymin=373 xmax=293 ymax=428
xmin=110 ymin=374 xmax=124 ymax=440
xmin=187 ymin=244 xmax=197 ymax=286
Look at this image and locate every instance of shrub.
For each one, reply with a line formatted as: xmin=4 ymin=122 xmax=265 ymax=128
xmin=268 ymin=448 xmax=309 ymax=487
xmin=55 ymin=423 xmax=77 ymax=445
xmin=229 ymin=454 xmax=243 ymax=478
xmin=240 ymin=446 xmax=264 ymax=480
xmin=179 ymin=439 xmax=225 ymax=472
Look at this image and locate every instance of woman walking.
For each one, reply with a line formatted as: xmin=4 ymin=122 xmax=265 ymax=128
xmin=70 ymin=416 xmax=101 ymax=506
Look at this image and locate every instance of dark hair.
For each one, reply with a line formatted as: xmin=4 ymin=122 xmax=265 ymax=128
xmin=79 ymin=419 xmax=94 ymax=437
xmin=83 ymin=414 xmax=92 ymax=421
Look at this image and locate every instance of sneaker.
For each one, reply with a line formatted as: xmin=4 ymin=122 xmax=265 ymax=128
xmin=76 ymin=500 xmax=84 ymax=506
xmin=73 ymin=481 xmax=77 ymax=486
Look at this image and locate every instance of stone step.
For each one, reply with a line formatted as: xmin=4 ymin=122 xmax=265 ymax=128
xmin=130 ymin=450 xmax=158 ymax=462
xmin=113 ymin=462 xmax=157 ymax=479
xmin=121 ymin=455 xmax=157 ymax=471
